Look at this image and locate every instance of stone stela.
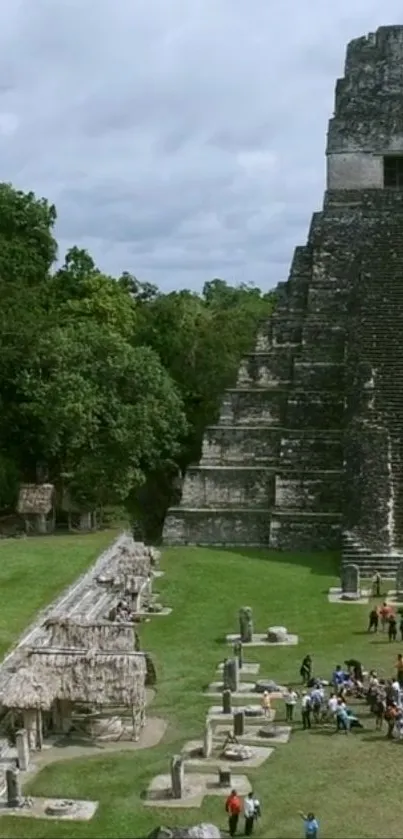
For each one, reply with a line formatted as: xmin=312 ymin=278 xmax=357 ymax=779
xmin=233 ymin=711 xmax=245 ymax=737
xmin=170 ymin=755 xmax=184 ymax=799
xmin=341 ymin=563 xmax=360 ymax=595
xmin=223 ymin=658 xmax=239 ymax=692
xmin=222 ymin=689 xmax=232 ymax=715
xmin=239 ymin=608 xmax=253 ymax=643
xmin=233 ymin=641 xmax=243 ymax=669
xmin=6 ymin=768 xmax=22 ymax=808
xmin=203 ymin=721 xmax=213 ymax=758
xmin=15 ymin=729 xmax=29 ymax=772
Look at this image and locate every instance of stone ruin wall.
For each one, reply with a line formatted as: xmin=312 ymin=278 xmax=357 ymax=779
xmin=163 ymin=26 xmax=403 ymax=559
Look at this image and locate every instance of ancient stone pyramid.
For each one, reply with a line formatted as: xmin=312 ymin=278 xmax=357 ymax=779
xmin=164 ymin=26 xmax=403 ymax=574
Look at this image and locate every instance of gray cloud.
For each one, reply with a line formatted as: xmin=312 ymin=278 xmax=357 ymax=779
xmin=0 ymin=0 xmax=401 ymax=290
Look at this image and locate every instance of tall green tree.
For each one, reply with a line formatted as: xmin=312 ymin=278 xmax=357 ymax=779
xmin=15 ymin=321 xmax=187 ymax=510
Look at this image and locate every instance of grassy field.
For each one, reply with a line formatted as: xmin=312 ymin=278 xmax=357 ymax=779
xmin=0 ymin=546 xmax=403 ymax=838
xmin=0 ymin=531 xmax=118 ymax=659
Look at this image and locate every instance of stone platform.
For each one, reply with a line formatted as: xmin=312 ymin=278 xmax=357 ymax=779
xmin=226 ymin=633 xmax=298 ymax=647
xmin=136 ymin=607 xmax=172 ymax=617
xmin=214 ymin=723 xmax=291 ymax=745
xmin=144 ymin=773 xmax=251 ymax=808
xmin=0 ymin=798 xmax=98 ymax=821
xmin=204 ymin=682 xmax=260 ymax=700
xmin=327 ymin=587 xmax=370 ymax=604
xmin=206 ymin=706 xmax=275 ymax=724
xmin=216 ymin=662 xmax=260 ymax=676
xmin=181 ymin=741 xmax=273 ymax=769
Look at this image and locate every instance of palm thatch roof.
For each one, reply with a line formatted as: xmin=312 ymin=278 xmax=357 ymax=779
xmin=1 ymin=649 xmax=147 ymax=711
xmin=1 ymin=665 xmax=55 ymax=710
xmin=17 ymin=484 xmax=55 ymax=515
xmin=43 ymin=618 xmax=135 ymax=651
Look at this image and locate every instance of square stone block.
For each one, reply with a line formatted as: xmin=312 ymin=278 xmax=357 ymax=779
xmin=214 ymin=723 xmax=291 ymax=745
xmin=144 ymin=773 xmax=251 ymax=808
xmin=226 ymin=633 xmax=299 ymax=647
xmin=206 ymin=705 xmax=275 ymax=724
xmin=217 ymin=662 xmax=260 ymax=676
xmin=181 ymin=740 xmax=274 ymax=769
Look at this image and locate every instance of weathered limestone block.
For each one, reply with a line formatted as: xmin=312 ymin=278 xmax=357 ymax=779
xmin=267 ymin=626 xmax=288 ymax=643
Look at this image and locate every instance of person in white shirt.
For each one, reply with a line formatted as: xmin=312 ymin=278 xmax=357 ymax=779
xmin=328 ymin=692 xmax=339 ymax=723
xmin=283 ymin=688 xmax=298 ymax=722
xmin=244 ymin=791 xmax=261 ymax=836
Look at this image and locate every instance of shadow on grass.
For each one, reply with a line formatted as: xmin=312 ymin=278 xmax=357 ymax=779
xmin=202 ymin=547 xmax=340 ymax=577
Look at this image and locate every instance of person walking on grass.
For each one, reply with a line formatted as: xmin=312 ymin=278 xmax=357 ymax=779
xmin=368 ymin=606 xmax=379 ymax=633
xmin=243 ymin=791 xmax=261 ymax=836
xmin=283 ymin=687 xmax=298 ymax=722
xmin=299 ymin=811 xmax=319 ymax=839
xmin=225 ymin=789 xmax=242 ymax=837
xmin=301 ymin=691 xmax=312 ymax=730
xmin=261 ymin=690 xmax=272 ymax=719
xmin=300 ymin=655 xmax=312 ymax=684
xmin=388 ymin=613 xmax=398 ymax=642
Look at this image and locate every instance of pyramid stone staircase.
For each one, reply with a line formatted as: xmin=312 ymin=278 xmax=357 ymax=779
xmin=163 ymin=27 xmax=403 ymax=573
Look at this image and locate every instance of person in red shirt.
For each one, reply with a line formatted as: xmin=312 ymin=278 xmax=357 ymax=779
xmin=379 ymin=602 xmax=394 ymax=632
xmin=225 ymin=789 xmax=242 ymax=837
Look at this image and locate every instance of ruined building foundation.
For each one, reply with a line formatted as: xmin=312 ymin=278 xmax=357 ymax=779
xmin=163 ymin=26 xmax=403 ymax=574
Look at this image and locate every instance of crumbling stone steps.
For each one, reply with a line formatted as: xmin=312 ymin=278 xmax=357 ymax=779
xmin=342 ymin=557 xmax=399 ymax=576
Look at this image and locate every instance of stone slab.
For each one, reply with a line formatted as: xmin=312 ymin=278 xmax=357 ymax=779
xmin=214 ymin=724 xmax=291 ymax=745
xmin=226 ymin=633 xmax=298 ymax=647
xmin=144 ymin=773 xmax=251 ymax=808
xmin=181 ymin=740 xmax=274 ymax=769
xmin=217 ymin=662 xmax=260 ymax=676
xmin=327 ymin=588 xmax=369 ymax=605
xmin=0 ymin=798 xmax=98 ymax=822
xmin=152 ymin=571 xmax=165 ymax=578
xmin=207 ymin=706 xmax=275 ymax=724
xmin=136 ymin=607 xmax=172 ymax=617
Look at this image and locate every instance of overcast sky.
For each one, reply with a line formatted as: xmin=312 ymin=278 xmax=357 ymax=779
xmin=0 ymin=1 xmax=401 ymax=291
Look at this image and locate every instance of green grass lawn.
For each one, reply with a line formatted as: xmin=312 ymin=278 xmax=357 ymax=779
xmin=0 ymin=531 xmax=118 ymax=659
xmin=0 ymin=546 xmax=403 ymax=839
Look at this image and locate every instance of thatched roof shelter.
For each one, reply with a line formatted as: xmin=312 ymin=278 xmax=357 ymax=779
xmin=1 ymin=665 xmax=55 ymax=710
xmin=43 ymin=618 xmax=135 ymax=651
xmin=1 ymin=649 xmax=147 ymax=711
xmin=17 ymin=484 xmax=55 ymax=515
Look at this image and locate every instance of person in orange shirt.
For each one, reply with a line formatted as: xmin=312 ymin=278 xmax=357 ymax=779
xmin=225 ymin=789 xmax=242 ymax=837
xmin=379 ymin=601 xmax=394 ymax=632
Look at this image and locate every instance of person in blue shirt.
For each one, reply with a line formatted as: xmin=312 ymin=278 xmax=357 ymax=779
xmin=299 ymin=810 xmax=319 ymax=838
xmin=331 ymin=664 xmax=345 ymax=687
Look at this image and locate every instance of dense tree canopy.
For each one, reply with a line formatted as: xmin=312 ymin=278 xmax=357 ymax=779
xmin=0 ymin=183 xmax=276 ymax=538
